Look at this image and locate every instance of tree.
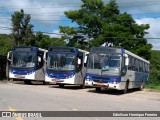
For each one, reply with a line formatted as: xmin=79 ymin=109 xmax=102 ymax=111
xmin=59 ymin=26 xmax=88 ymax=50
xmin=35 ymin=32 xmax=66 ymax=49
xmin=0 ymin=34 xmax=15 ymax=55
xmin=149 ymin=50 xmax=160 ymax=85
xmin=11 ymin=9 xmax=34 ymax=46
xmin=60 ymin=0 xmax=152 ymax=60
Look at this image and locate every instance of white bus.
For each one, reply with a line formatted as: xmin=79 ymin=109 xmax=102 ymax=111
xmin=45 ymin=46 xmax=89 ymax=88
xmin=6 ymin=46 xmax=47 ymax=84
xmin=85 ymin=47 xmax=150 ymax=93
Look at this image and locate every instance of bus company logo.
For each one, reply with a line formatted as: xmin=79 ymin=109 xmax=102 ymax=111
xmin=2 ymin=112 xmax=11 ymax=117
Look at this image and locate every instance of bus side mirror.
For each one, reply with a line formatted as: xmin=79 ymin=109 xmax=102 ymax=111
xmin=43 ymin=52 xmax=47 ymax=62
xmin=78 ymin=58 xmax=81 ymax=65
xmin=38 ymin=56 xmax=41 ymax=62
xmin=125 ymin=57 xmax=129 ymax=66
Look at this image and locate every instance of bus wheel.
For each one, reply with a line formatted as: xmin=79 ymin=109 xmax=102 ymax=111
xmin=80 ymin=84 xmax=85 ymax=89
xmin=59 ymin=84 xmax=64 ymax=88
xmin=43 ymin=81 xmax=49 ymax=85
xmin=24 ymin=80 xmax=31 ymax=85
xmin=95 ymin=87 xmax=101 ymax=92
xmin=80 ymin=79 xmax=85 ymax=89
xmin=122 ymin=81 xmax=129 ymax=94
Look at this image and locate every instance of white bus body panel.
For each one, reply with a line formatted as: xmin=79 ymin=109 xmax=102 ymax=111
xmin=9 ymin=71 xmax=35 ymax=80
xmin=45 ymin=75 xmax=76 ymax=84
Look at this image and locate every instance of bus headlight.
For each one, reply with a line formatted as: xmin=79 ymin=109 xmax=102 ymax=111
xmin=86 ymin=79 xmax=90 ymax=81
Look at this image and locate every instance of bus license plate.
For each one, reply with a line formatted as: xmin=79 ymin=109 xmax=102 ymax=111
xmin=52 ymin=79 xmax=64 ymax=82
xmin=96 ymin=82 xmax=104 ymax=86
xmin=15 ymin=75 xmax=25 ymax=78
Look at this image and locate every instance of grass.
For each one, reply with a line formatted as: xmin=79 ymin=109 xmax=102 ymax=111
xmin=145 ymin=84 xmax=160 ymax=91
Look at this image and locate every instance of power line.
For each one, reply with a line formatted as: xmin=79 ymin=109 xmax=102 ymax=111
xmin=2 ymin=9 xmax=160 ymax=18
xmin=2 ymin=15 xmax=160 ymax=22
xmin=0 ymin=26 xmax=12 ymax=30
xmin=31 ymin=19 xmax=70 ymax=22
xmin=0 ymin=17 xmax=70 ymax=21
xmin=0 ymin=26 xmax=159 ymax=39
xmin=1 ymin=27 xmax=160 ymax=40
xmin=0 ymin=6 xmax=80 ymax=10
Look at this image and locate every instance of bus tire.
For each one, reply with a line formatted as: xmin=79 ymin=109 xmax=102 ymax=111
xmin=80 ymin=84 xmax=85 ymax=89
xmin=80 ymin=79 xmax=85 ymax=89
xmin=122 ymin=81 xmax=129 ymax=94
xmin=43 ymin=81 xmax=49 ymax=85
xmin=59 ymin=84 xmax=64 ymax=88
xmin=95 ymin=87 xmax=101 ymax=92
xmin=24 ymin=80 xmax=31 ymax=85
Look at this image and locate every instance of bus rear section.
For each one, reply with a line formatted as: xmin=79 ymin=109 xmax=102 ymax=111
xmin=7 ymin=46 xmax=47 ymax=84
xmin=85 ymin=47 xmax=150 ymax=93
xmin=45 ymin=46 xmax=88 ymax=88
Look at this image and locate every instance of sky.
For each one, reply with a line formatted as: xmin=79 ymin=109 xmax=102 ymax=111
xmin=0 ymin=0 xmax=160 ymax=50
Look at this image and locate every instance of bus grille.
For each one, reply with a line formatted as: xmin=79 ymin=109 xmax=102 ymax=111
xmin=92 ymin=76 xmax=110 ymax=80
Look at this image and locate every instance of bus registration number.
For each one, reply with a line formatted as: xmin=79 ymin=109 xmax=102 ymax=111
xmin=15 ymin=75 xmax=25 ymax=78
xmin=96 ymin=82 xmax=104 ymax=86
xmin=52 ymin=79 xmax=64 ymax=82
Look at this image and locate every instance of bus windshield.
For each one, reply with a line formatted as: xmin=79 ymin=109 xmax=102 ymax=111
xmin=87 ymin=53 xmax=121 ymax=75
xmin=47 ymin=53 xmax=75 ymax=71
xmin=11 ymin=52 xmax=36 ymax=68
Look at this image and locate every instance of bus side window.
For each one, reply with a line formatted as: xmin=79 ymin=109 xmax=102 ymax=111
xmin=145 ymin=63 xmax=147 ymax=73
xmin=135 ymin=59 xmax=139 ymax=72
xmin=142 ymin=62 xmax=144 ymax=72
xmin=77 ymin=54 xmax=83 ymax=71
xmin=131 ymin=57 xmax=135 ymax=71
xmin=139 ymin=61 xmax=142 ymax=72
xmin=128 ymin=56 xmax=132 ymax=70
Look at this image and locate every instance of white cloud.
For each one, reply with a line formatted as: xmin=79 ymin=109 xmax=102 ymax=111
xmin=135 ymin=18 xmax=160 ymax=50
xmin=0 ymin=0 xmax=82 ymax=34
xmin=117 ymin=0 xmax=160 ymax=14
xmin=0 ymin=14 xmax=11 ymax=34
xmin=0 ymin=0 xmax=160 ymax=50
xmin=49 ymin=29 xmax=62 ymax=38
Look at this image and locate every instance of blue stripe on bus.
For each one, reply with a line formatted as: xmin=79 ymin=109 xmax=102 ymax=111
xmin=46 ymin=70 xmax=75 ymax=79
xmin=10 ymin=67 xmax=36 ymax=75
xmin=85 ymin=73 xmax=121 ymax=83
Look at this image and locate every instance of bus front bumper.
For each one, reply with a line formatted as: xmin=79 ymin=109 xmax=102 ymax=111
xmin=91 ymin=82 xmax=125 ymax=90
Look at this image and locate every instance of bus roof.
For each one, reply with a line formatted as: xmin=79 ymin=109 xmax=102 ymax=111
xmin=124 ymin=49 xmax=150 ymax=64
xmin=48 ymin=46 xmax=89 ymax=54
xmin=12 ymin=46 xmax=47 ymax=52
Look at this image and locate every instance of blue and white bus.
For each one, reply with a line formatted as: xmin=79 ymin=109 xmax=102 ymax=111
xmin=7 ymin=46 xmax=47 ymax=84
xmin=44 ymin=46 xmax=89 ymax=88
xmin=85 ymin=47 xmax=150 ymax=93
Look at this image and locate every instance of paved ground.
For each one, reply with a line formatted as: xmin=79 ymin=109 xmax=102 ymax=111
xmin=0 ymin=81 xmax=160 ymax=120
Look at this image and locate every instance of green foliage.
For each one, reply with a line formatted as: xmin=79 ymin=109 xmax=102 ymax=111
xmin=60 ymin=0 xmax=152 ymax=60
xmin=11 ymin=9 xmax=34 ymax=46
xmin=145 ymin=84 xmax=160 ymax=90
xmin=0 ymin=34 xmax=15 ymax=55
xmin=10 ymin=9 xmax=66 ymax=49
xmin=59 ymin=26 xmax=87 ymax=50
xmin=149 ymin=50 xmax=160 ymax=86
xmin=35 ymin=32 xmax=66 ymax=49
